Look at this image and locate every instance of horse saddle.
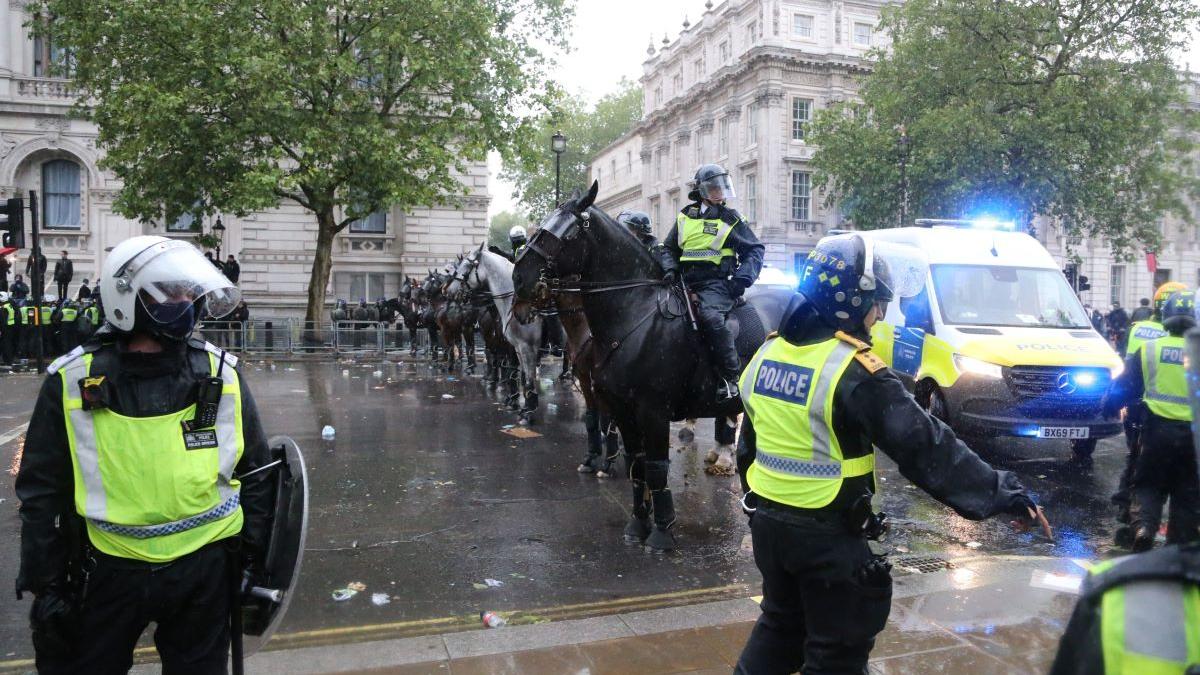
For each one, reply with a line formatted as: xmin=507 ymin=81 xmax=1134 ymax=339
xmin=684 ymin=292 xmax=765 ymax=361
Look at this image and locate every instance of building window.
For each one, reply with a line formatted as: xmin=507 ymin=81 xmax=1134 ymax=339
xmin=42 ymin=159 xmax=81 ymax=229
xmin=746 ymin=104 xmax=758 ymax=147
xmin=672 ymin=73 xmax=683 ymax=94
xmin=1153 ymin=268 xmax=1172 ymax=289
xmin=1110 ymin=265 xmax=1125 ymax=306
xmin=610 ymin=159 xmax=617 ymax=179
xmin=32 ymin=15 xmax=74 ymax=78
xmin=792 ymin=98 xmax=812 ymax=140
xmin=335 ymin=272 xmax=399 ymax=303
xmin=694 ymin=57 xmax=705 ymax=80
xmin=695 ymin=131 xmax=705 ymax=164
xmin=719 ymin=118 xmax=729 ymax=156
xmin=626 ymin=151 xmax=632 ymax=174
xmin=651 ymin=198 xmax=661 ymax=231
xmin=793 ymin=14 xmax=814 ymax=38
xmin=745 ymin=174 xmax=757 ymax=222
xmin=746 ymin=21 xmax=759 ymax=45
xmin=654 ymin=86 xmax=662 ymax=107
xmin=655 ymin=151 xmax=663 ymax=182
xmin=791 ymin=171 xmax=811 ymax=221
xmin=718 ymin=40 xmax=730 ymax=63
xmin=853 ymin=22 xmax=873 ymax=46
xmin=349 ymin=209 xmax=387 ymax=233
xmin=167 ymin=211 xmax=198 ymax=233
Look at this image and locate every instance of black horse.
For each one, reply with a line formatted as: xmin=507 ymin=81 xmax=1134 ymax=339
xmin=419 ymin=269 xmax=446 ymax=362
xmin=512 ymin=182 xmax=791 ymax=551
xmin=396 ymin=277 xmax=424 ymax=355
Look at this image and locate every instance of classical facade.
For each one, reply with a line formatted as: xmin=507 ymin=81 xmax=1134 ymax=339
xmin=591 ymin=0 xmax=1200 ymax=310
xmin=0 ymin=6 xmax=489 ymax=318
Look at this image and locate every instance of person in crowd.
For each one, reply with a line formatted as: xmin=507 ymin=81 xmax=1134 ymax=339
xmin=223 ymin=254 xmax=240 ymax=284
xmin=1129 ymin=297 xmax=1153 ymax=323
xmin=52 ymin=251 xmax=73 ymax=302
xmin=76 ymin=278 xmax=91 ymax=302
xmin=0 ymin=291 xmax=15 ymax=365
xmin=25 ymin=251 xmax=47 ymax=295
xmin=11 ymin=273 xmax=29 ymax=302
xmin=1106 ymin=301 xmax=1130 ymax=352
xmin=0 ymin=253 xmax=10 ymax=292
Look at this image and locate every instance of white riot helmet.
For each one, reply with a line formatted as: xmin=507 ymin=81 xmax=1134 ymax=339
xmin=509 ymin=225 xmax=527 ymax=246
xmin=101 ymin=236 xmax=240 ymax=335
xmin=0 ymin=291 xmax=8 ymax=303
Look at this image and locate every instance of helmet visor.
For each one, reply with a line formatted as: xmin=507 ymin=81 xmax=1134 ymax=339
xmin=700 ymin=174 xmax=736 ymax=202
xmin=864 ymin=238 xmax=929 ymax=300
xmin=127 ymin=243 xmax=241 ymax=320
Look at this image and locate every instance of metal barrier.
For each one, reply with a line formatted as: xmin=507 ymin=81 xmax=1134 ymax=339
xmin=193 ymin=318 xmax=488 ymax=358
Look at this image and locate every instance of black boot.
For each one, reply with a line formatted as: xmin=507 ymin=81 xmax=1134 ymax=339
xmin=624 ymin=480 xmax=652 ymax=542
xmin=645 ymin=488 xmax=677 ymax=551
xmin=1131 ymin=525 xmax=1156 ymax=553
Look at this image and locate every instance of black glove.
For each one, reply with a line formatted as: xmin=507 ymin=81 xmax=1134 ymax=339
xmin=30 ymin=583 xmax=79 ymax=655
xmin=1007 ymin=491 xmax=1037 ymax=520
xmin=728 ymin=278 xmax=748 ymax=299
xmin=663 ymin=269 xmax=679 ymax=284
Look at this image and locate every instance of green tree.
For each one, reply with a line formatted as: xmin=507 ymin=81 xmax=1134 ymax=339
xmin=41 ymin=0 xmax=571 ymax=323
xmin=809 ymin=0 xmax=1200 ymax=254
xmin=488 ymin=210 xmax=527 ymax=250
xmin=501 ymin=78 xmax=642 ymax=217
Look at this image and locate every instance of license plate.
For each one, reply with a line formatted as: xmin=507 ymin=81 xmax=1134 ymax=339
xmin=1038 ymin=426 xmax=1089 ymax=439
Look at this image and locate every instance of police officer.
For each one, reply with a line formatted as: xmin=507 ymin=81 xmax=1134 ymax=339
xmin=663 ymin=164 xmax=765 ymax=401
xmin=509 ymin=225 xmax=528 ymax=258
xmin=0 ymin=291 xmax=15 ymax=365
xmin=734 ymin=233 xmax=1046 ymax=673
xmin=38 ymin=296 xmax=57 ymax=357
xmin=57 ymin=299 xmax=80 ymax=354
xmin=16 ymin=235 xmax=275 ymax=673
xmin=1113 ymin=281 xmax=1188 ymax=546
xmin=1105 ymin=291 xmax=1200 ymax=551
xmin=18 ymin=300 xmax=36 ymax=359
xmin=618 ymin=210 xmax=657 ymax=247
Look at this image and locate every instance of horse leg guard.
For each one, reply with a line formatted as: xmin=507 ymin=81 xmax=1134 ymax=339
xmin=578 ymin=410 xmax=602 ymax=473
xmin=646 ymin=489 xmax=677 ymax=552
xmin=521 ymin=389 xmax=539 ymax=423
xmin=599 ymin=421 xmax=621 ymax=478
xmin=624 ymin=479 xmax=652 ymax=542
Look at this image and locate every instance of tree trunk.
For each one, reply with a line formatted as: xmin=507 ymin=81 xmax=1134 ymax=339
xmin=305 ymin=208 xmax=337 ymax=338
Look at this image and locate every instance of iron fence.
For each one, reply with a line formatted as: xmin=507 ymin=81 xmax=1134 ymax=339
xmin=194 ymin=318 xmax=478 ymax=358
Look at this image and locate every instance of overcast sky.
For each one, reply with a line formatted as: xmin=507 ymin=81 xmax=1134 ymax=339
xmin=487 ymin=2 xmax=1200 ymax=217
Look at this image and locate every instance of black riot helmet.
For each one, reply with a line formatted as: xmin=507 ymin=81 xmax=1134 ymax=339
xmin=617 ymin=210 xmax=653 ymax=236
xmin=688 ymin=164 xmax=736 ymax=204
xmin=1161 ymin=291 xmax=1196 ymax=335
xmin=797 ymin=234 xmax=912 ymax=333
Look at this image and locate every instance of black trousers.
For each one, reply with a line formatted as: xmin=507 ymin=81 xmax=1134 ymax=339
xmin=0 ymin=327 xmax=14 ymax=363
xmin=56 ymin=281 xmax=68 ymax=300
xmin=1112 ymin=416 xmax=1141 ymax=514
xmin=690 ymin=278 xmax=740 ymax=381
xmin=736 ymin=507 xmax=892 ymax=675
xmin=1130 ymin=417 xmax=1200 ymax=546
xmin=34 ymin=543 xmax=232 ymax=675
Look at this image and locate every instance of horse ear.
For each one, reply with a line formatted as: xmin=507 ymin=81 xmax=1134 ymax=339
xmin=577 ymin=180 xmax=599 ymax=212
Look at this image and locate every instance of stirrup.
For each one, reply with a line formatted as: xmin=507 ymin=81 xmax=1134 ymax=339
xmin=717 ymin=379 xmax=739 ymax=401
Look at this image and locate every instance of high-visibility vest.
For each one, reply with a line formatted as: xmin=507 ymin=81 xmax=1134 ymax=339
xmin=1126 ymin=320 xmax=1167 ymax=357
xmin=60 ymin=306 xmax=78 ymax=322
xmin=739 ymin=332 xmax=877 ymax=508
xmin=40 ymin=306 xmax=53 ymax=324
xmin=84 ymin=305 xmax=100 ymax=326
xmin=675 ymin=207 xmax=736 ymax=264
xmin=1141 ymin=336 xmax=1190 ymax=421
xmin=55 ymin=347 xmax=245 ymax=563
xmin=21 ymin=306 xmax=35 ymax=325
xmin=1 ymin=303 xmax=13 ymax=327
xmin=1085 ymin=549 xmax=1200 ymax=674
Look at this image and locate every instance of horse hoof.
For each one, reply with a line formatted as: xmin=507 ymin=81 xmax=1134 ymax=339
xmin=577 ymin=460 xmax=597 ymax=474
xmin=703 ymin=448 xmax=719 ymax=464
xmin=678 ymin=428 xmax=695 ymax=443
xmin=623 ymin=516 xmax=651 ymax=542
xmin=645 ymin=527 xmax=677 ymax=552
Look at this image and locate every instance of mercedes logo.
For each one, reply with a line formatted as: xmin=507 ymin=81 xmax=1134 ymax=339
xmin=1056 ymin=371 xmax=1076 ymax=394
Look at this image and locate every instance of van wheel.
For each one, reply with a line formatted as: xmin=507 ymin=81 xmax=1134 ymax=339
xmin=1071 ymin=439 xmax=1097 ymax=459
xmin=926 ymin=387 xmax=949 ymax=422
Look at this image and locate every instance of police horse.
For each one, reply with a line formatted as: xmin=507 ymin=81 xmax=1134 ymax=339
xmin=445 ymin=247 xmax=544 ymax=423
xmin=511 ymin=182 xmax=790 ymax=550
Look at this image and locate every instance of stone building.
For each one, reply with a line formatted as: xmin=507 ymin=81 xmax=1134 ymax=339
xmin=590 ymin=0 xmax=1200 ymax=310
xmin=0 ymin=6 xmax=489 ymax=318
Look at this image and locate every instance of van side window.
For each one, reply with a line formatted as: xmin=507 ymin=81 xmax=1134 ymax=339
xmin=901 ymin=288 xmax=934 ymax=334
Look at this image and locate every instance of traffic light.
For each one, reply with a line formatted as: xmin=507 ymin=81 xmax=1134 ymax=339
xmin=0 ymin=198 xmax=24 ymax=249
xmin=1077 ymin=274 xmax=1091 ymax=292
xmin=1064 ymin=264 xmax=1078 ymax=289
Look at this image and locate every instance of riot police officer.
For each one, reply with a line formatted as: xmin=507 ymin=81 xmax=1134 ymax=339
xmin=734 ymin=233 xmax=1046 ymax=673
xmin=509 ymin=225 xmax=528 ymax=258
xmin=0 ymin=291 xmax=15 ymax=364
xmin=16 ymin=235 xmax=276 ymax=673
xmin=1105 ymin=290 xmax=1200 ymax=551
xmin=618 ymin=210 xmax=657 ymax=247
xmin=663 ymin=164 xmax=765 ymax=401
xmin=1112 ymin=281 xmax=1187 ymax=545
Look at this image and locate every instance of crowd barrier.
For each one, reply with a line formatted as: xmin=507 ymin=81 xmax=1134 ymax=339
xmin=196 ymin=319 xmax=472 ymax=357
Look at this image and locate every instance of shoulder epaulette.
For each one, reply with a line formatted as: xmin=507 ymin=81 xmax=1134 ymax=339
xmin=47 ymin=341 xmax=104 ymax=375
xmin=835 ymin=330 xmax=887 ymax=374
xmin=685 ymin=205 xmax=702 ymax=218
xmin=719 ymin=208 xmax=744 ymax=226
xmin=189 ymin=338 xmax=239 ymax=369
xmin=1081 ymin=545 xmax=1200 ymax=600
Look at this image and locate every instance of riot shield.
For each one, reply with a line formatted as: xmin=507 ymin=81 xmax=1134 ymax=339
xmin=1185 ymin=328 xmax=1200 ymax=489
xmin=241 ymin=435 xmax=309 ymax=657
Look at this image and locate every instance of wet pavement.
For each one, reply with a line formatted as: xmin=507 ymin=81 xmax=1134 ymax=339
xmin=0 ymin=357 xmax=1133 ymax=669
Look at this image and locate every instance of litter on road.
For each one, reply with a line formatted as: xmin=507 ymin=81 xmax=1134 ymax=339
xmin=370 ymin=593 xmax=391 ymax=606
xmin=501 ymin=427 xmax=542 ymax=439
xmin=331 ymin=589 xmax=357 ymax=601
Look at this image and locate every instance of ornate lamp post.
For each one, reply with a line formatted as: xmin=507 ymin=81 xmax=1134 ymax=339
xmin=212 ymin=216 xmax=226 ymax=260
xmin=897 ymin=125 xmax=910 ymax=226
xmin=551 ymin=131 xmax=567 ymax=206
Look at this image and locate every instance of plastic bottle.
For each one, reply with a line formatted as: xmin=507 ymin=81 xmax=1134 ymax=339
xmin=480 ymin=611 xmax=507 ymax=628
xmin=321 ymin=425 xmax=336 ymax=440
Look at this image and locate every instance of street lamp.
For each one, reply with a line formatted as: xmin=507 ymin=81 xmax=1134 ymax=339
xmin=551 ymin=131 xmax=567 ymax=206
xmin=212 ymin=216 xmax=226 ymax=260
xmin=897 ymin=125 xmax=910 ymax=226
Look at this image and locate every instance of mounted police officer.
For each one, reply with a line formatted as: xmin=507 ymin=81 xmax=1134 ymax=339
xmin=509 ymin=225 xmax=528 ymax=258
xmin=618 ymin=210 xmax=657 ymax=247
xmin=663 ymin=164 xmax=764 ymax=401
xmin=1113 ymin=280 xmax=1189 ymax=547
xmin=16 ymin=235 xmax=276 ymax=674
xmin=734 ymin=233 xmax=1047 ymax=673
xmin=1105 ymin=290 xmax=1200 ymax=551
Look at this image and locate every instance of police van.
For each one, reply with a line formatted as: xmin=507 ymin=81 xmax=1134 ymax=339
xmin=859 ymin=219 xmax=1123 ymax=458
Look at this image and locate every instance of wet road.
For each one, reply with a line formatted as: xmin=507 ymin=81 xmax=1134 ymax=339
xmin=0 ymin=358 xmax=1131 ymax=662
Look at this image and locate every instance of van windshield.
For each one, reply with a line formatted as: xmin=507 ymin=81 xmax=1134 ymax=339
xmin=931 ymin=265 xmax=1092 ymax=329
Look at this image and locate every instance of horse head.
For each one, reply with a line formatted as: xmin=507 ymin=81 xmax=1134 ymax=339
xmin=512 ymin=181 xmax=599 ymax=309
xmin=445 ymin=244 xmax=483 ymax=298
